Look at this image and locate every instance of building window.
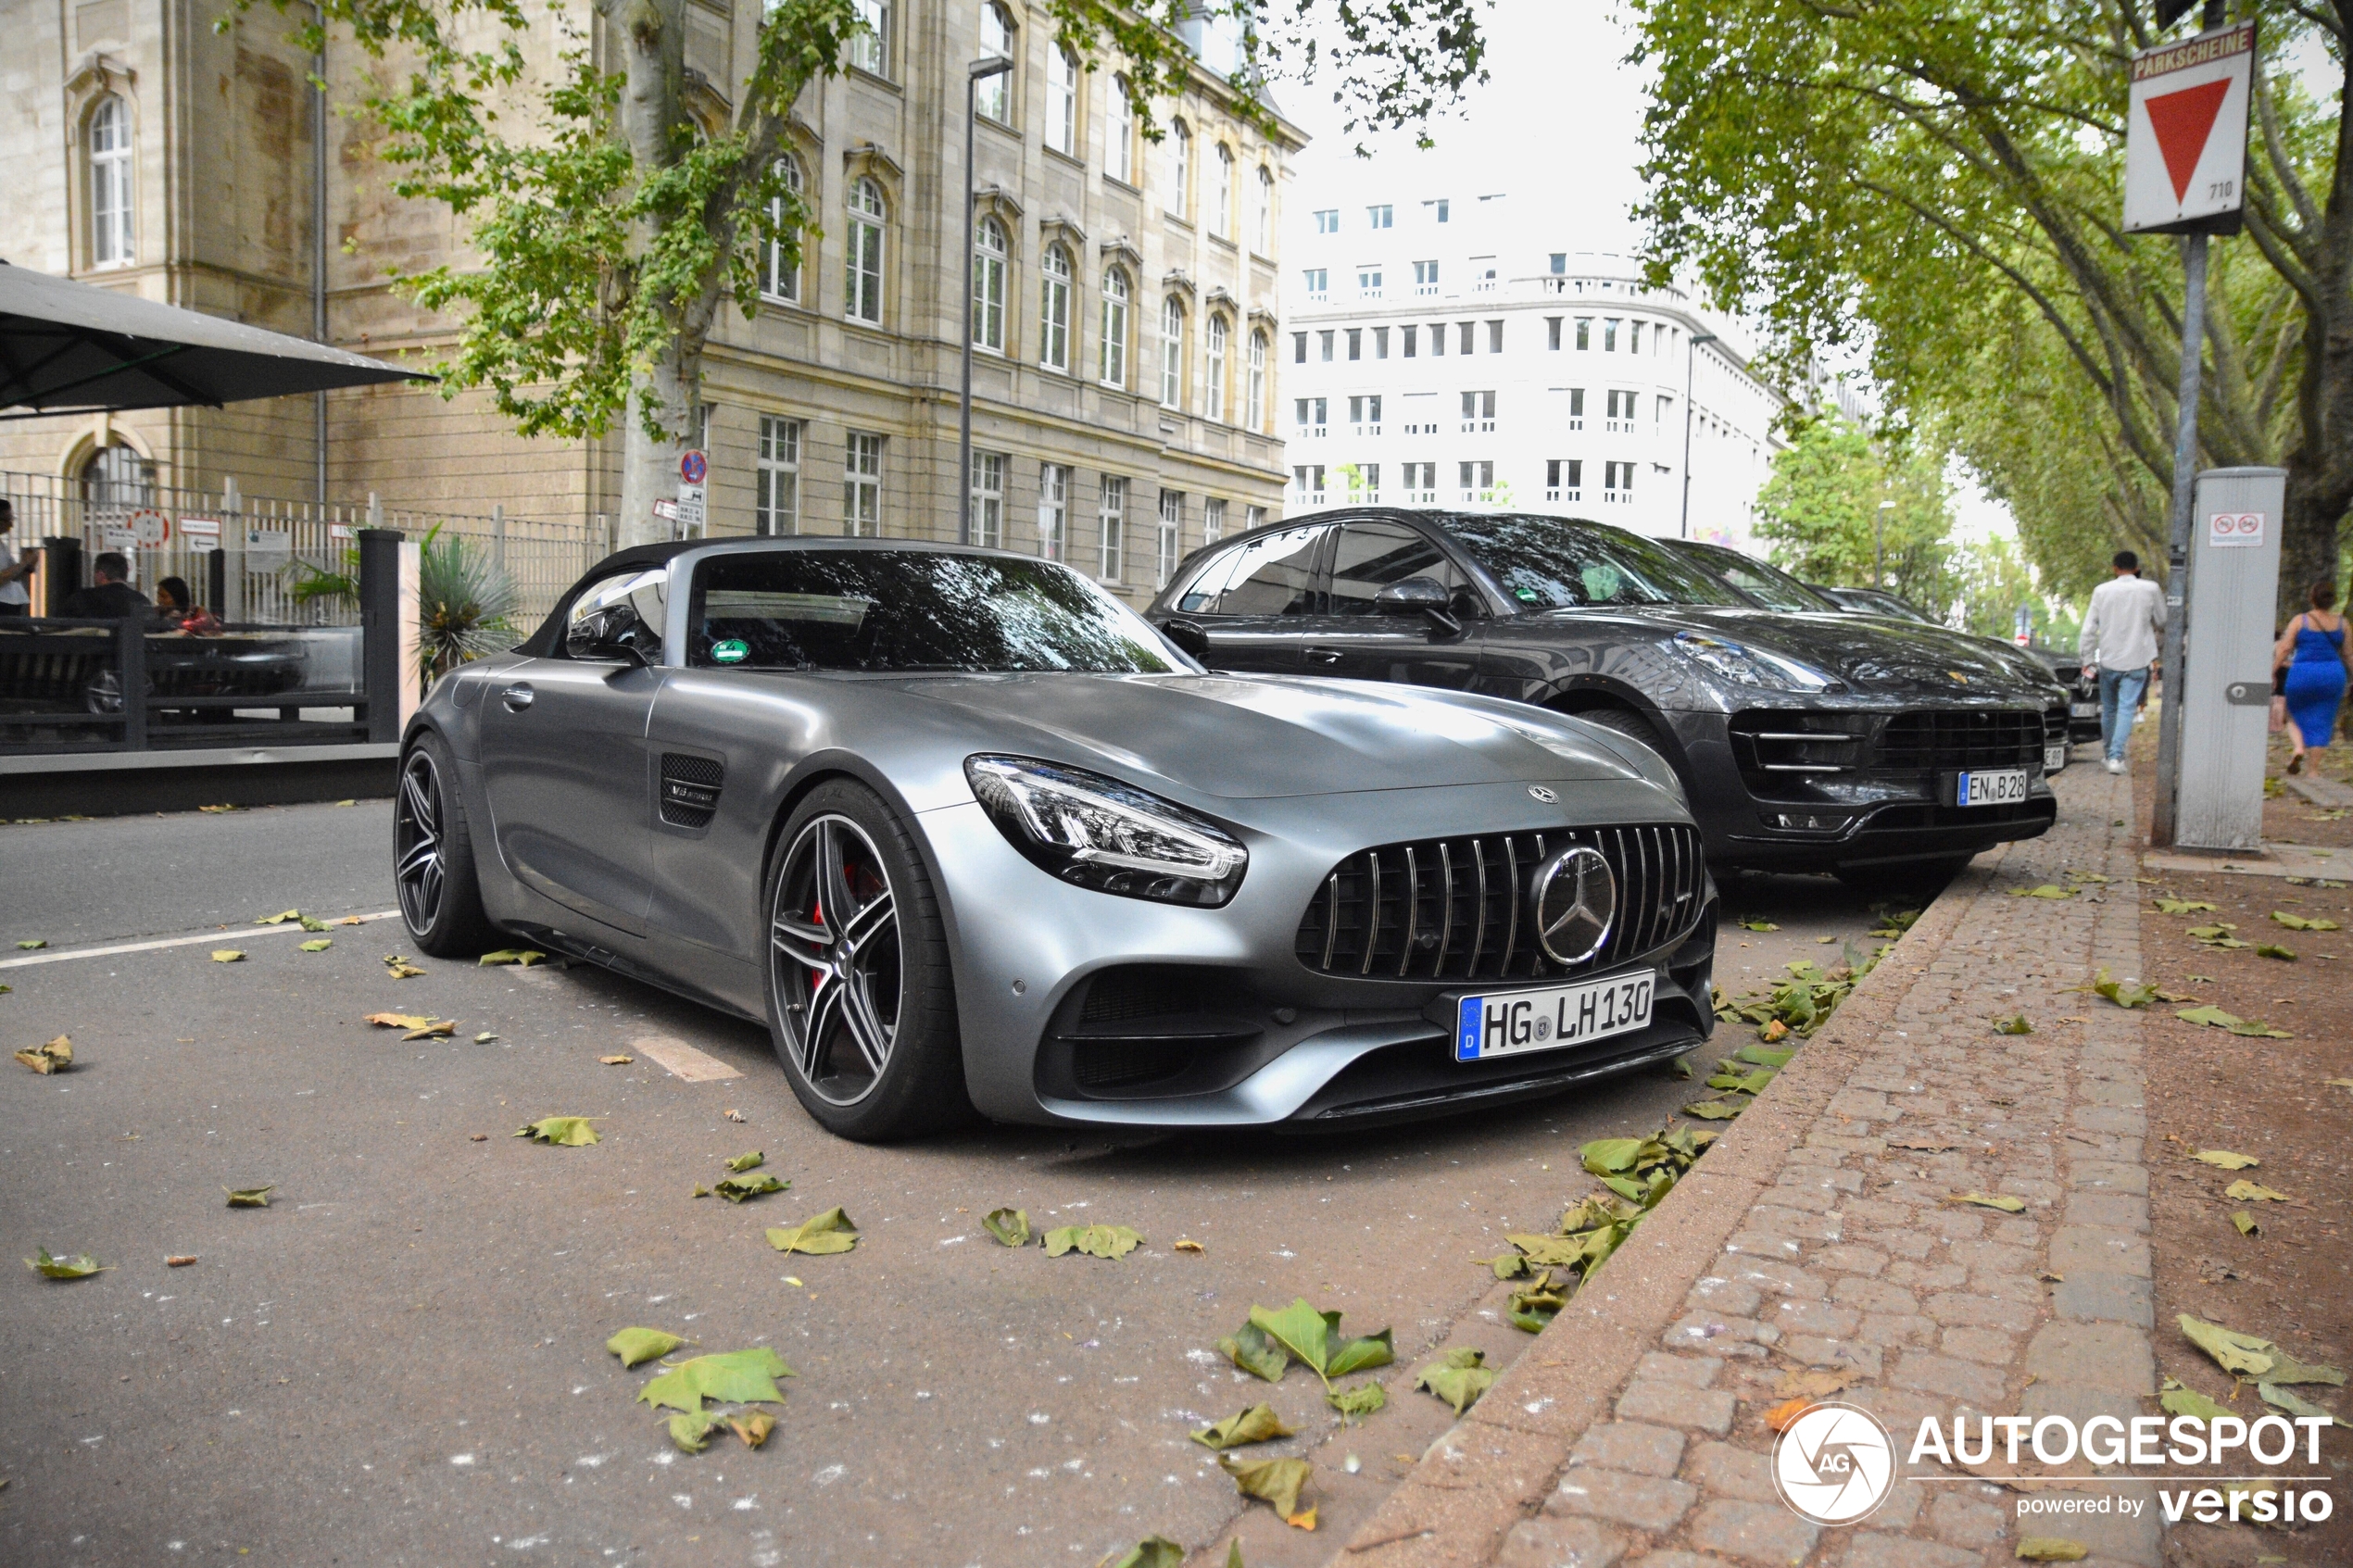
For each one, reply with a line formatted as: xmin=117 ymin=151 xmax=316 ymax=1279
xmin=1629 ymin=320 xmax=1643 ymax=353
xmin=844 ymin=433 xmax=883 ymax=535
xmin=1373 ymin=326 xmax=1389 ymax=359
xmin=1291 ymin=331 xmax=1307 ymax=364
xmin=1254 ymin=167 xmax=1274 ymax=253
xmin=1349 ymin=394 xmax=1382 ymax=435
xmin=1460 ymin=390 xmax=1495 ymax=432
xmin=88 ymin=96 xmax=134 ymax=269
xmin=1160 ymin=296 xmax=1185 ymax=407
xmin=1246 ymin=330 xmax=1267 ymax=430
xmin=1576 ymin=318 xmax=1592 ymax=349
xmin=1346 ymin=328 xmax=1361 ymax=362
xmin=1399 ymin=392 xmax=1438 ymax=433
xmin=1428 ymin=320 xmax=1445 ymax=357
xmin=1039 ymin=243 xmax=1072 ymax=370
xmin=1203 ymin=497 xmax=1227 ymax=543
xmin=1100 ymin=267 xmax=1129 ymax=387
xmin=1294 ymin=396 xmax=1327 ymax=437
xmin=849 ymin=0 xmax=889 ymax=74
xmin=81 ymin=442 xmax=152 ymax=510
xmin=1604 ymin=317 xmax=1620 ymax=350
xmin=1313 ymin=207 xmax=1339 ymax=234
xmin=1038 ymin=462 xmax=1068 ymax=559
xmin=1403 ymin=324 xmax=1417 ymax=358
xmin=977 ymin=4 xmax=1015 ymax=119
xmin=1604 ymin=460 xmax=1634 ymax=502
xmin=1473 ymin=259 xmax=1498 ymax=292
xmin=1656 ymin=393 xmax=1671 ymax=433
xmin=1157 ymin=489 xmax=1183 ymax=587
xmin=1458 ymin=459 xmax=1494 ymax=505
xmin=1213 ymin=144 xmax=1235 ymax=238
xmin=1357 ymin=266 xmax=1383 ymax=300
xmin=1546 ymin=317 xmax=1561 ymax=350
xmin=1550 ymin=252 xmax=1567 ymax=274
xmin=846 ymin=177 xmax=885 ymax=323
xmin=1605 ymin=389 xmax=1636 ymax=432
xmin=1302 ymin=268 xmax=1328 ymax=302
xmin=1366 ymin=204 xmax=1392 ymax=229
xmin=1413 ymin=260 xmax=1438 ymax=296
xmin=1565 ymin=388 xmax=1585 ymax=429
xmin=1048 ymin=48 xmax=1079 ymax=156
xmin=1457 ymin=321 xmax=1475 ymax=355
xmin=762 ymin=154 xmax=803 ymax=303
xmin=1487 ymin=320 xmax=1504 ymax=353
xmin=1318 ymin=330 xmax=1334 ymax=362
xmin=1109 ymin=76 xmax=1137 ymax=184
xmin=1431 ymin=198 xmax=1450 ymax=223
xmin=1205 ymin=315 xmax=1229 ymax=421
xmin=1346 ymin=463 xmax=1380 ymax=502
xmin=1099 ymin=475 xmax=1126 ymax=581
xmin=970 ymin=451 xmax=1005 ymax=548
xmin=1292 ymin=465 xmax=1326 ymax=507
xmin=1168 ymin=120 xmax=1191 ymax=219
xmin=1245 ymin=504 xmax=1266 ymax=533
xmin=755 ymin=416 xmax=801 ymax=535
xmin=972 ymin=214 xmax=1007 ymax=351
xmin=1403 ymin=461 xmax=1436 ymax=504
xmin=1546 ymin=458 xmax=1583 ymax=504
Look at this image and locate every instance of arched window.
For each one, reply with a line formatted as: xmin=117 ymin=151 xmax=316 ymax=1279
xmin=1246 ymin=330 xmax=1268 ymax=429
xmin=81 ymin=442 xmax=152 ymax=510
xmin=88 ymin=96 xmax=134 ymax=268
xmin=977 ymin=4 xmax=1014 ymax=121
xmin=972 ymin=214 xmax=1007 ymax=352
xmin=1108 ymin=77 xmax=1136 ymax=184
xmin=849 ymin=0 xmax=890 ymax=75
xmin=1159 ymin=296 xmax=1184 ymax=408
xmin=1048 ymin=48 xmax=1079 ymax=157
xmin=1100 ymin=266 xmax=1128 ymax=389
xmin=1254 ymin=166 xmax=1275 ymax=254
xmin=763 ymin=154 xmax=804 ymax=303
xmin=1212 ymin=144 xmax=1235 ymax=238
xmin=1205 ymin=314 xmax=1228 ymax=421
xmin=1167 ymin=119 xmax=1191 ymax=220
xmin=846 ymin=177 xmax=885 ymax=323
xmin=1038 ymin=243 xmax=1072 ymax=371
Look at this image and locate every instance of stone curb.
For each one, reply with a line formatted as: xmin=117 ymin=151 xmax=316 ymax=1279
xmin=1320 ymin=849 xmax=2013 ymax=1567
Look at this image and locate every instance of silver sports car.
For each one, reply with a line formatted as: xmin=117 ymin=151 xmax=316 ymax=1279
xmin=395 ymin=539 xmax=1718 ymax=1140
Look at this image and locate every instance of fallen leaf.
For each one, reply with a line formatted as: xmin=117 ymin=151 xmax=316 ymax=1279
xmin=1681 ymin=1098 xmax=1744 ymax=1120
xmin=724 ymin=1150 xmax=764 ymax=1173
xmin=1191 ymin=1404 xmax=1297 ymax=1450
xmin=690 ymin=1185 xmax=710 ymax=1198
xmin=2090 ymin=968 xmax=2158 ymax=1010
xmin=1758 ymin=1018 xmax=1790 ymax=1043
xmin=478 ymin=948 xmax=547 ymax=967
xmin=2233 ymin=1210 xmax=2261 ymax=1237
xmin=667 ymin=1411 xmax=721 ymax=1454
xmin=2010 ymin=884 xmax=2077 ymax=899
xmin=2016 ymin=1538 xmax=2088 ymax=1562
xmin=469 ymin=1134 xmax=488 ymax=1142
xmin=1174 ymin=1238 xmax=1205 ymax=1253
xmin=1043 ymin=1223 xmax=1143 ymax=1260
xmin=2225 ymin=1179 xmax=2291 ymax=1202
xmin=2155 ymin=897 xmax=2218 ymax=914
xmin=474 ymin=1033 xmax=497 ymax=1044
xmin=1765 ymin=1396 xmax=1816 ymax=1433
xmin=1947 ymin=1192 xmax=2026 ymax=1212
xmin=26 ymin=1247 xmax=105 ymax=1279
xmin=2180 ymin=1314 xmax=2281 ymax=1378
xmin=256 ymin=909 xmax=301 ymax=925
xmin=765 ymin=1208 xmax=859 ymax=1256
xmin=384 ymin=960 xmax=425 ymax=978
xmin=2271 ymin=910 xmax=2340 ymax=931
xmin=14 ymin=1035 xmax=72 ymax=1074
xmin=1103 ymin=1538 xmax=1186 ymax=1568
xmin=2178 ymin=1006 xmax=2248 ymax=1031
xmin=1327 ymin=1383 xmax=1387 ymax=1419
xmin=1886 ymin=1132 xmax=1967 ymax=1152
xmin=1288 ymin=1507 xmax=1317 ymax=1531
xmin=598 ymin=1054 xmax=633 ymax=1065
xmin=1414 ymin=1347 xmax=1496 ymax=1414
xmin=225 ymin=1186 xmax=273 ymax=1207
xmin=713 ymin=1173 xmax=786 ymax=1204
xmin=2257 ymin=1382 xmax=2350 ymax=1428
xmin=2328 ymin=1078 xmax=2353 ymax=1089
xmin=403 ymin=1020 xmax=457 ymax=1040
xmin=1737 ymin=918 xmax=1779 ymax=932
xmin=165 ymin=1255 xmax=197 ymax=1268
xmin=363 ymin=1012 xmax=436 ymax=1030
xmin=2158 ymin=1376 xmax=2230 ymax=1421
xmin=15 ymin=939 xmax=46 ymax=950
xmin=210 ymin=949 xmax=245 ymax=963
xmin=2255 ymin=943 xmax=2297 ymax=961
xmin=1219 ymin=1454 xmax=1311 ymax=1519
xmin=982 ymin=1208 xmax=1031 ymax=1248
xmin=297 ymin=938 xmax=333 ymax=953
xmin=606 ymin=1327 xmax=686 ymax=1367
xmin=635 ymin=1346 xmax=794 ymax=1415
xmin=2190 ymin=1149 xmax=2259 ymax=1169
xmin=727 ymin=1411 xmax=776 ymax=1449
xmin=1216 ymin=1323 xmax=1290 ymax=1383
xmin=1993 ymin=1014 xmax=2033 ymax=1035
xmin=513 ymin=1116 xmax=599 ymax=1146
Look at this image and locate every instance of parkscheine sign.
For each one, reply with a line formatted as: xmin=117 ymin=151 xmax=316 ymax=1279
xmin=1769 ymin=1405 xmax=2337 ymax=1529
xmin=2124 ymin=20 xmax=2255 ymax=233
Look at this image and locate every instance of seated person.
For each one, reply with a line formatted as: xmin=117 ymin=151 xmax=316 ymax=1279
xmin=152 ymin=575 xmax=220 ymax=633
xmin=61 ymin=552 xmax=152 ymax=620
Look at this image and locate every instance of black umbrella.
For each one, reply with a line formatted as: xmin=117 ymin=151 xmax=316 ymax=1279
xmin=0 ymin=259 xmax=431 ymax=417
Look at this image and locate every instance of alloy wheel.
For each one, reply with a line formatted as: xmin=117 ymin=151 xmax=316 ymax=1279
xmin=770 ymin=814 xmax=902 ymax=1106
xmin=394 ymin=749 xmax=446 ymax=932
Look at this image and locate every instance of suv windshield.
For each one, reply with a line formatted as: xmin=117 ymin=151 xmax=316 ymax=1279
xmin=1680 ymin=544 xmax=1839 ymax=613
xmin=689 ymin=550 xmax=1182 ymax=673
xmin=1444 ymin=515 xmax=1744 ymax=608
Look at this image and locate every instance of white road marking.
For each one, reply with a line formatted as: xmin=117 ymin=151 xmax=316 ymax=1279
xmin=630 ymin=1034 xmax=744 ymax=1083
xmin=0 ymin=910 xmax=403 ymax=970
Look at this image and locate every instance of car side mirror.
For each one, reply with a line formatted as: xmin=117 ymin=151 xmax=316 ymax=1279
xmin=1374 ymin=576 xmax=1464 ymax=638
xmin=566 ymin=605 xmax=658 ymax=666
xmin=1159 ymin=618 xmax=1214 ymax=663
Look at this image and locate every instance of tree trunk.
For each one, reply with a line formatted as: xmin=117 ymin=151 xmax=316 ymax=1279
xmin=610 ymin=0 xmax=692 ymax=551
xmin=620 ymin=343 xmax=697 ymax=551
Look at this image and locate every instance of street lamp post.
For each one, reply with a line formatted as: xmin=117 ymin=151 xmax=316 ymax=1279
xmin=1677 ymin=332 xmax=1718 ymax=539
xmin=960 ymin=55 xmax=1015 ymax=547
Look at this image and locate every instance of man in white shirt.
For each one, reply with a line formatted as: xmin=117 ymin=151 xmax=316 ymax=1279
xmin=2079 ymin=549 xmax=2167 ymax=774
xmin=0 ymin=499 xmax=36 ymax=617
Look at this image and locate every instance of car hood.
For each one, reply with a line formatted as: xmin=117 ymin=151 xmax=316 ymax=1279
xmin=1642 ymin=608 xmax=2060 ymax=697
xmin=879 ymin=671 xmax=1656 ymax=800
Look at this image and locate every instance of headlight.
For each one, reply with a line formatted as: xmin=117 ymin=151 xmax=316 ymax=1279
xmin=1672 ymin=632 xmax=1834 ymax=692
xmin=964 ymin=756 xmax=1248 ymax=907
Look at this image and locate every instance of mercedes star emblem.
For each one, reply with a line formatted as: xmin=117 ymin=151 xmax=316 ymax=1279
xmin=1530 ymin=845 xmax=1616 ymax=965
xmin=1528 ymin=785 xmax=1559 ymax=804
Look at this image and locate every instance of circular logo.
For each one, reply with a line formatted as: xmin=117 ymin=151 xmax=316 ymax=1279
xmin=1529 ymin=845 xmax=1616 ymax=965
xmin=1528 ymin=785 xmax=1559 ymax=804
xmin=711 ymin=638 xmax=749 ymax=665
xmin=1771 ymin=1401 xmax=1895 ymax=1525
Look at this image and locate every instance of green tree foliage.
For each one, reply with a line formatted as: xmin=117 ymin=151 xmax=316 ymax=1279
xmin=1948 ymin=534 xmax=2079 ymax=646
xmin=1628 ymin=0 xmax=2345 ymax=619
xmin=1755 ymin=417 xmax=1955 ymax=612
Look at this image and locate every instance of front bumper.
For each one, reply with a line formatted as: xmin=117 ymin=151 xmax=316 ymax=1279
xmin=916 ymin=780 xmax=1715 ymax=1128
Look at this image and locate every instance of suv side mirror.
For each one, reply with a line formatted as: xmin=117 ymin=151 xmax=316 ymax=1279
xmin=566 ymin=604 xmax=659 ymax=666
xmin=1374 ymin=576 xmax=1463 ymax=638
xmin=1159 ymin=618 xmax=1213 ymax=663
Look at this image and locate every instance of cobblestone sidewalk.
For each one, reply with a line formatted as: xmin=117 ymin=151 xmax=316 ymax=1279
xmin=1337 ymin=767 xmax=2159 ymax=1568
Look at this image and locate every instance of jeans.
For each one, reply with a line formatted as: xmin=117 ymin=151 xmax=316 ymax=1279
xmin=2097 ymin=665 xmax=2150 ymax=761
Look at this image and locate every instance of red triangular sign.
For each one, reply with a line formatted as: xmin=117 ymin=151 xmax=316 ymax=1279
xmin=2145 ymin=79 xmax=2233 ymax=203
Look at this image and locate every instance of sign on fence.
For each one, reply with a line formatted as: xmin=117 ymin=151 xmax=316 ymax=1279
xmin=2123 ymin=21 xmax=2254 ymax=234
xmin=244 ymin=528 xmax=294 ymax=569
xmin=127 ymin=508 xmax=171 ymax=546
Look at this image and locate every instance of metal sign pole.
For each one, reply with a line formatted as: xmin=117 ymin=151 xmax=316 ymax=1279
xmin=2150 ymin=230 xmax=2208 ymax=847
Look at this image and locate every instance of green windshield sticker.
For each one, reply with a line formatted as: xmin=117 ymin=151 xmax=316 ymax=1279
xmin=1515 ymin=587 xmax=1541 ymax=603
xmin=711 ymin=638 xmax=749 ymax=665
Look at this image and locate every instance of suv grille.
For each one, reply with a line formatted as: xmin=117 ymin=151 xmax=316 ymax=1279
xmin=1294 ymin=823 xmax=1705 ymax=984
xmin=1874 ymin=709 xmax=2044 ymax=771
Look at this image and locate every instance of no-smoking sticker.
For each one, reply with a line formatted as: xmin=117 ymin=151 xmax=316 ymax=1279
xmin=2208 ymin=511 xmax=2265 ymax=547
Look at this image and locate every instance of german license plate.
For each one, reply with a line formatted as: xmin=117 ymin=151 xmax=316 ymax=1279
xmin=2070 ymin=702 xmax=2099 ymax=718
xmin=1454 ymin=971 xmax=1655 ymax=1062
xmin=1957 ymin=768 xmax=2030 ymax=807
xmin=2044 ymin=743 xmax=2067 ymax=773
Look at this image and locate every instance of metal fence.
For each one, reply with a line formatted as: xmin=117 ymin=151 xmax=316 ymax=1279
xmin=0 ymin=470 xmax=607 ymax=631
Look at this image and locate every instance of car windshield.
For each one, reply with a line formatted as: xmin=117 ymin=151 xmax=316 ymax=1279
xmin=1853 ymin=589 xmax=1934 ymax=623
xmin=1683 ymin=545 xmax=1839 ymax=613
xmin=687 ymin=550 xmax=1183 ymax=673
xmin=1444 ymin=515 xmax=1744 ymax=608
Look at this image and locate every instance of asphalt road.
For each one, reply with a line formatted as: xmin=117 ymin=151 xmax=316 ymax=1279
xmin=0 ymin=801 xmax=1898 ymax=1567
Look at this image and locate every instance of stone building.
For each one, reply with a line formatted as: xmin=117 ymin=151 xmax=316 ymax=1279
xmin=0 ymin=0 xmax=1303 ymax=602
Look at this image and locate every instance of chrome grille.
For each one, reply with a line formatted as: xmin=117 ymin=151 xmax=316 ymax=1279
xmin=1294 ymin=823 xmax=1706 ymax=983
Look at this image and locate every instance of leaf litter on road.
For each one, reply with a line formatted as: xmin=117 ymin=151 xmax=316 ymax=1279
xmin=514 ymin=1116 xmax=598 ymax=1146
xmin=598 ymin=1053 xmax=631 ymax=1064
xmin=765 ymin=1208 xmax=859 ymax=1255
xmin=1043 ymin=1223 xmax=1142 ymax=1260
xmin=1190 ymin=1404 xmax=1296 ymax=1450
xmin=2154 ymin=898 xmax=2218 ymax=915
xmin=2176 ymin=1006 xmax=2291 ymax=1038
xmin=724 ymin=1150 xmax=764 ymax=1173
xmin=713 ymin=1173 xmax=786 ymax=1204
xmin=2225 ymin=1179 xmax=2291 ymax=1202
xmin=606 ymin=1327 xmax=686 ymax=1367
xmin=224 ymin=1186 xmax=273 ymax=1207
xmin=2271 ymin=910 xmax=2340 ymax=931
xmin=1414 ymin=1348 xmax=1496 ymax=1414
xmin=1215 ymin=1297 xmax=1392 ymax=1411
xmin=26 ymin=1247 xmax=105 ymax=1279
xmin=2189 ymin=1148 xmax=2260 ymax=1169
xmin=478 ymin=948 xmax=547 ymax=967
xmin=1104 ymin=1538 xmax=1186 ymax=1568
xmin=982 ymin=1208 xmax=1031 ymax=1247
xmin=630 ymin=1344 xmax=794 ymax=1452
xmin=1946 ymin=1192 xmax=2026 ymax=1212
xmin=2179 ymin=1314 xmax=2346 ymax=1385
xmin=2010 ymin=884 xmax=2077 ymax=899
xmin=1993 ymin=1014 xmax=2034 ymax=1035
xmin=1218 ymin=1452 xmax=1314 ymax=1524
xmin=298 ymin=938 xmax=333 ymax=952
xmin=14 ymin=1035 xmax=71 ymax=1074
xmin=210 ymin=949 xmax=245 ymax=963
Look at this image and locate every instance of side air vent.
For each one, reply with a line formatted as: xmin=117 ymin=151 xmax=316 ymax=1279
xmin=660 ymin=753 xmax=724 ymax=829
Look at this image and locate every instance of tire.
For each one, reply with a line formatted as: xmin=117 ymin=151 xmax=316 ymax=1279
xmin=762 ymin=780 xmax=969 ymax=1142
xmin=1571 ymin=706 xmax=1680 ymax=778
xmin=395 ymin=731 xmax=500 ymax=957
xmin=1832 ymin=854 xmax=1975 ymax=898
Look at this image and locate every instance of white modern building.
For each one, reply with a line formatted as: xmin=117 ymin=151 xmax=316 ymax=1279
xmin=1277 ymin=190 xmax=1784 ymax=546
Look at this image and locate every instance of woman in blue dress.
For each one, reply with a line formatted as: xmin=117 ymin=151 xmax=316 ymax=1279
xmin=2274 ymin=579 xmax=2348 ymax=775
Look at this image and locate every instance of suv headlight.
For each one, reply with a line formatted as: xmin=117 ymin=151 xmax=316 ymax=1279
xmin=1673 ymin=632 xmax=1834 ymax=693
xmin=964 ymin=756 xmax=1248 ymax=907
